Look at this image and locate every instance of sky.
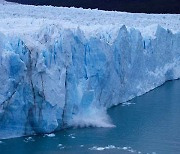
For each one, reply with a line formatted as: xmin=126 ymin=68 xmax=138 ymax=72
xmin=6 ymin=0 xmax=180 ymax=13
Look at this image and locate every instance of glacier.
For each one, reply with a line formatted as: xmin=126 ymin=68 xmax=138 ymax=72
xmin=0 ymin=3 xmax=180 ymax=139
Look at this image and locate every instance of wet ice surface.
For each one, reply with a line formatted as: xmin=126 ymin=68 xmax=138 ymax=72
xmin=1 ymin=80 xmax=180 ymax=154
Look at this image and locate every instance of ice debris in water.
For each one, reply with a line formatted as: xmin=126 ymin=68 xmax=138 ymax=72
xmin=57 ymin=144 xmax=65 ymax=149
xmin=57 ymin=144 xmax=63 ymax=147
xmin=45 ymin=133 xmax=56 ymax=137
xmin=24 ymin=137 xmax=35 ymax=142
xmin=89 ymin=145 xmax=143 ymax=153
xmin=89 ymin=145 xmax=116 ymax=151
xmin=122 ymin=147 xmax=128 ymax=150
xmin=122 ymin=102 xmax=135 ymax=107
xmin=68 ymin=134 xmax=76 ymax=139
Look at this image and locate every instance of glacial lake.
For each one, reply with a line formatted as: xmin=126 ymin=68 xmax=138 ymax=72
xmin=0 ymin=80 xmax=180 ymax=154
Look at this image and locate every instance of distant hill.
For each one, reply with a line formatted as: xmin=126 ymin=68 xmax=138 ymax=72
xmin=6 ymin=0 xmax=180 ymax=13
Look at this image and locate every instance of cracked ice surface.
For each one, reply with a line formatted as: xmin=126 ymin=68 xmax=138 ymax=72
xmin=0 ymin=2 xmax=180 ymax=139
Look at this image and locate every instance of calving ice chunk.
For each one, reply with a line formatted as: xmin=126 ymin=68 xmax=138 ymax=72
xmin=0 ymin=2 xmax=180 ymax=139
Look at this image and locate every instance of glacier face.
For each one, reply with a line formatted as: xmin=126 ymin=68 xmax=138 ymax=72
xmin=0 ymin=24 xmax=180 ymax=139
xmin=0 ymin=2 xmax=180 ymax=139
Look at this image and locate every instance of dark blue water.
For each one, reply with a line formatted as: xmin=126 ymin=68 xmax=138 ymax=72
xmin=0 ymin=80 xmax=180 ymax=154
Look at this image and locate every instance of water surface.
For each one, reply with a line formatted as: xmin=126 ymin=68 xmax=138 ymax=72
xmin=0 ymin=80 xmax=180 ymax=154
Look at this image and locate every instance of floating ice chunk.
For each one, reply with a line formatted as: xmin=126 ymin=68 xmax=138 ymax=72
xmin=122 ymin=102 xmax=135 ymax=107
xmin=68 ymin=134 xmax=76 ymax=139
xmin=122 ymin=147 xmax=128 ymax=150
xmin=24 ymin=137 xmax=35 ymax=142
xmin=45 ymin=133 xmax=55 ymax=137
xmin=58 ymin=146 xmax=65 ymax=149
xmin=89 ymin=146 xmax=105 ymax=151
xmin=57 ymin=144 xmax=63 ymax=147
xmin=89 ymin=145 xmax=117 ymax=151
xmin=128 ymin=149 xmax=136 ymax=153
xmin=68 ymin=134 xmax=75 ymax=137
xmin=105 ymin=145 xmax=116 ymax=149
xmin=89 ymin=145 xmax=142 ymax=153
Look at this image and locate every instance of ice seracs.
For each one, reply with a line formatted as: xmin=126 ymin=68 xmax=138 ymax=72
xmin=0 ymin=2 xmax=180 ymax=139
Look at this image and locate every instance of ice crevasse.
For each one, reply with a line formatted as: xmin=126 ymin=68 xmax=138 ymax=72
xmin=0 ymin=9 xmax=180 ymax=139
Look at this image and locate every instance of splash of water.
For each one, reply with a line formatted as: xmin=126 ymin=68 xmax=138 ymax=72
xmin=69 ymin=106 xmax=116 ymax=128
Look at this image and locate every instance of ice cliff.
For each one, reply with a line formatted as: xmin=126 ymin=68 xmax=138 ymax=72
xmin=0 ymin=3 xmax=180 ymax=139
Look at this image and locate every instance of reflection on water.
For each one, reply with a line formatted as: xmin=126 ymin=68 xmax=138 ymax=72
xmin=0 ymin=80 xmax=180 ymax=154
